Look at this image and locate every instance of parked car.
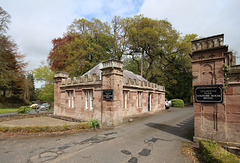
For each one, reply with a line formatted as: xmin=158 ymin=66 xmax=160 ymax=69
xmin=165 ymin=98 xmax=172 ymax=109
xmin=39 ymin=103 xmax=50 ymax=111
xmin=32 ymin=101 xmax=40 ymax=105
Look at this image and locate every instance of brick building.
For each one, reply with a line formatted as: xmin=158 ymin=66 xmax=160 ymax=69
xmin=191 ymin=34 xmax=240 ymax=148
xmin=54 ymin=60 xmax=165 ymax=126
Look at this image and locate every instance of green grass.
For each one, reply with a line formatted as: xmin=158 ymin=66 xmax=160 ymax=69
xmin=0 ymin=107 xmax=19 ymax=114
xmin=200 ymin=140 xmax=239 ymax=163
xmin=0 ymin=122 xmax=91 ymax=133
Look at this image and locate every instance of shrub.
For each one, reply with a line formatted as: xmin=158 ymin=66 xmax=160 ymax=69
xmin=90 ymin=119 xmax=100 ymax=129
xmin=17 ymin=106 xmax=31 ymax=114
xmin=171 ymin=99 xmax=184 ymax=107
xmin=200 ymin=140 xmax=239 ymax=163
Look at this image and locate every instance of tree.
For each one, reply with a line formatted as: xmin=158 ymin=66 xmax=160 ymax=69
xmin=0 ymin=35 xmax=27 ymax=97
xmin=32 ymin=62 xmax=54 ymax=104
xmin=0 ymin=6 xmax=11 ymax=35
xmin=0 ymin=7 xmax=27 ymax=98
xmin=111 ymin=16 xmax=129 ymax=60
xmin=123 ymin=15 xmax=181 ymax=79
xmin=122 ymin=15 xmax=197 ymax=102
xmin=48 ymin=35 xmax=73 ymax=72
xmin=22 ymin=72 xmax=35 ymax=101
xmin=48 ymin=15 xmax=197 ymax=102
xmin=48 ymin=18 xmax=114 ymax=76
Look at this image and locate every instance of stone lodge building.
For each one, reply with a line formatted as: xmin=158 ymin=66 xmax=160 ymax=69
xmin=54 ymin=60 xmax=165 ymax=126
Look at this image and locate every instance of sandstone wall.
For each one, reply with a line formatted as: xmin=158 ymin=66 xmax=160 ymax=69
xmin=191 ymin=34 xmax=240 ymax=148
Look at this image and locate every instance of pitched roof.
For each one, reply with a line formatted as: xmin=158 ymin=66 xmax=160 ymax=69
xmin=83 ymin=63 xmax=148 ymax=82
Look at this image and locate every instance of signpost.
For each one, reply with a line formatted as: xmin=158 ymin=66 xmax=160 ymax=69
xmin=194 ymin=85 xmax=223 ymax=103
xmin=103 ymin=89 xmax=113 ymax=101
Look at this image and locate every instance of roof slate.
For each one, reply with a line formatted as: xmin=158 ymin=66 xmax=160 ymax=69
xmin=83 ymin=63 xmax=148 ymax=82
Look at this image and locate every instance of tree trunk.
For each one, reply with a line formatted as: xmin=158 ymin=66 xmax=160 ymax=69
xmin=141 ymin=50 xmax=144 ymax=76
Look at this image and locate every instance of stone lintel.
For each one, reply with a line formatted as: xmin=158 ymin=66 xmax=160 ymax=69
xmin=191 ymin=56 xmax=225 ymax=63
xmin=192 ymin=45 xmax=228 ymax=55
xmin=123 ymin=85 xmax=165 ymax=92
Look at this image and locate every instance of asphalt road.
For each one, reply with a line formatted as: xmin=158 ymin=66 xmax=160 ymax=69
xmin=0 ymin=107 xmax=193 ymax=163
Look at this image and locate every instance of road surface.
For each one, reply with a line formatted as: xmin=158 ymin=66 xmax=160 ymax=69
xmin=0 ymin=107 xmax=193 ymax=163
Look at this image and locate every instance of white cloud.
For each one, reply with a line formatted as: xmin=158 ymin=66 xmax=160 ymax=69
xmin=1 ymin=0 xmax=239 ymax=88
xmin=0 ymin=0 xmax=144 ymax=87
xmin=139 ymin=0 xmax=240 ymax=63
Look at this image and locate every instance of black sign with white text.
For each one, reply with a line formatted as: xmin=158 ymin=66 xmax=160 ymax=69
xmin=194 ymin=85 xmax=223 ymax=103
xmin=103 ymin=89 xmax=113 ymax=101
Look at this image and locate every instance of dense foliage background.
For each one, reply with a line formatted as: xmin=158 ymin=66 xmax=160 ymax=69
xmin=1 ymin=5 xmax=197 ymax=104
xmin=0 ymin=7 xmax=34 ymax=106
xmin=47 ymin=15 xmax=197 ymax=102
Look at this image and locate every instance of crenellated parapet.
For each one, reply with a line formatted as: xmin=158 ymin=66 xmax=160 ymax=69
xmin=123 ymin=77 xmax=165 ymax=91
xmin=54 ymin=72 xmax=69 ymax=79
xmin=191 ymin=34 xmax=224 ymax=52
xmin=102 ymin=59 xmax=123 ymax=70
xmin=228 ymin=65 xmax=240 ymax=85
xmin=59 ymin=73 xmax=102 ymax=87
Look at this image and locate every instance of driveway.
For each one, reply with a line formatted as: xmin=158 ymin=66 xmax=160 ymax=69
xmin=0 ymin=107 xmax=193 ymax=163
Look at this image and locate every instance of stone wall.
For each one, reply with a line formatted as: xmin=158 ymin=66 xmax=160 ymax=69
xmin=54 ymin=60 xmax=165 ymax=126
xmin=191 ymin=34 xmax=240 ymax=148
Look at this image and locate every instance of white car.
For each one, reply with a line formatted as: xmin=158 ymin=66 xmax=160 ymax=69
xmin=165 ymin=98 xmax=172 ymax=109
xmin=39 ymin=103 xmax=50 ymax=111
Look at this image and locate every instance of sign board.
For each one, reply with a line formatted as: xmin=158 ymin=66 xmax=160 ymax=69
xmin=103 ymin=89 xmax=113 ymax=101
xmin=194 ymin=85 xmax=223 ymax=103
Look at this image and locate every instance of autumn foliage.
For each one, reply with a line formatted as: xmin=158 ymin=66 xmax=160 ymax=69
xmin=0 ymin=7 xmax=30 ymax=102
xmin=48 ymin=35 xmax=73 ymax=72
xmin=48 ymin=15 xmax=197 ymax=102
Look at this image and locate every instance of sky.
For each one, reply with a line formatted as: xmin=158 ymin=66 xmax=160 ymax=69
xmin=1 ymin=0 xmax=240 ymax=87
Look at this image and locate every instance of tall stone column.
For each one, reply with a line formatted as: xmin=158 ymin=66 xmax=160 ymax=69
xmin=100 ymin=60 xmax=123 ymax=126
xmin=53 ymin=72 xmax=68 ymax=115
xmin=191 ymin=34 xmax=228 ymax=143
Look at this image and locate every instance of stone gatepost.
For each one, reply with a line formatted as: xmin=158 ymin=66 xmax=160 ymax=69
xmin=54 ymin=72 xmax=68 ymax=115
xmin=100 ymin=60 xmax=124 ymax=126
xmin=191 ymin=34 xmax=240 ymax=149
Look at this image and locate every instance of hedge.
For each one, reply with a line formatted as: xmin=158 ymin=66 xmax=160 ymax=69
xmin=199 ymin=140 xmax=239 ymax=163
xmin=171 ymin=99 xmax=184 ymax=107
xmin=0 ymin=122 xmax=91 ymax=133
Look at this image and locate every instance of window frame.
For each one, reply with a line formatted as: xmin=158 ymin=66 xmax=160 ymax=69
xmin=123 ymin=90 xmax=128 ymax=109
xmin=85 ymin=89 xmax=94 ymax=110
xmin=137 ymin=91 xmax=142 ymax=107
xmin=67 ymin=90 xmax=74 ymax=108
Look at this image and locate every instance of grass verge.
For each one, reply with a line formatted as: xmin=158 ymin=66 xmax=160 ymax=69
xmin=0 ymin=122 xmax=91 ymax=133
xmin=200 ymin=140 xmax=240 ymax=163
xmin=0 ymin=108 xmax=19 ymax=114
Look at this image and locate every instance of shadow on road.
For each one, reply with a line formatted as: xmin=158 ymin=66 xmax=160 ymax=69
xmin=145 ymin=116 xmax=194 ymax=141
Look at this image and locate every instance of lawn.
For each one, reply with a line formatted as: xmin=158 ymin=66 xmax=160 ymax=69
xmin=0 ymin=108 xmax=19 ymax=114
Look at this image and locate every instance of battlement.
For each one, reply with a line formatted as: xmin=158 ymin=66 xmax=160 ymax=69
xmin=54 ymin=72 xmax=69 ymax=79
xmin=123 ymin=77 xmax=165 ymax=91
xmin=61 ymin=73 xmax=102 ymax=86
xmin=56 ymin=71 xmax=165 ymax=91
xmin=191 ymin=34 xmax=225 ymax=52
xmin=101 ymin=59 xmax=123 ymax=70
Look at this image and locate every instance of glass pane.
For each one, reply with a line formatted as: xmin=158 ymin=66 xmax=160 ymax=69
xmin=90 ymin=90 xmax=93 ymax=110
